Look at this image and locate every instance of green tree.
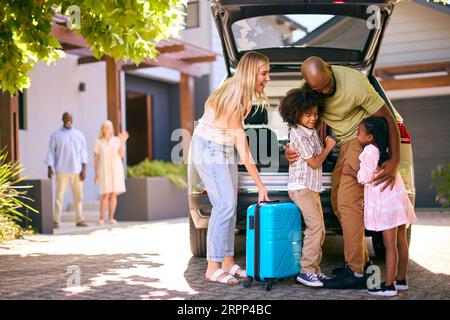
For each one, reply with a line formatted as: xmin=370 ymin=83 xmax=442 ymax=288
xmin=0 ymin=0 xmax=186 ymax=94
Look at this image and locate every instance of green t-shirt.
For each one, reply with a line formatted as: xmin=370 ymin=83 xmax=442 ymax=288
xmin=301 ymin=65 xmax=385 ymax=144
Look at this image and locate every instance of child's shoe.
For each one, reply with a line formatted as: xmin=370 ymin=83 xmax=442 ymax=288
xmin=368 ymin=282 xmax=397 ymax=297
xmin=394 ymin=279 xmax=409 ymax=291
xmin=317 ymin=272 xmax=330 ymax=282
xmin=296 ymin=273 xmax=323 ymax=287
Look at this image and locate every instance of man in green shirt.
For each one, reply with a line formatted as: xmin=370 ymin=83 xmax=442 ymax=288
xmin=285 ymin=56 xmax=400 ymax=289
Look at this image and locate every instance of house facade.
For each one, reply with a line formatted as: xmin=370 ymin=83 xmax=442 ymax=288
xmin=15 ymin=2 xmax=223 ymax=210
xmin=7 ymin=0 xmax=450 ymax=212
xmin=375 ymin=0 xmax=450 ymax=207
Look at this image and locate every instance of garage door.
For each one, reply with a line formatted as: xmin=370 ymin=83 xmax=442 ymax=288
xmin=393 ymin=95 xmax=450 ymax=208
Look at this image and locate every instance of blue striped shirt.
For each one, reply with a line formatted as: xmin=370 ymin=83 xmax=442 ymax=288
xmin=45 ymin=127 xmax=88 ymax=174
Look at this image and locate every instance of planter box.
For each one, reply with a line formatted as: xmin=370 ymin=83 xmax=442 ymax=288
xmin=16 ymin=179 xmax=53 ymax=234
xmin=116 ymin=177 xmax=188 ymax=221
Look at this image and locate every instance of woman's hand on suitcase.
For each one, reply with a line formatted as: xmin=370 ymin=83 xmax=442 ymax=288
xmin=258 ymin=186 xmax=270 ymax=203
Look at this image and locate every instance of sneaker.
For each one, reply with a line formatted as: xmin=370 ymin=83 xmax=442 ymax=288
xmin=98 ymin=219 xmax=105 ymax=225
xmin=317 ymin=272 xmax=330 ymax=282
xmin=394 ymin=279 xmax=409 ymax=291
xmin=332 ymin=260 xmax=373 ymax=276
xmin=109 ymin=219 xmax=118 ymax=225
xmin=53 ymin=222 xmax=60 ymax=229
xmin=368 ymin=282 xmax=397 ymax=297
xmin=296 ymin=273 xmax=323 ymax=287
xmin=322 ymin=266 xmax=367 ymax=289
xmin=76 ymin=220 xmax=88 ymax=227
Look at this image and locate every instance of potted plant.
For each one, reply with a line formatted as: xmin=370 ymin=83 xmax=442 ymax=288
xmin=116 ymin=159 xmax=189 ymax=221
xmin=0 ymin=149 xmax=38 ymax=242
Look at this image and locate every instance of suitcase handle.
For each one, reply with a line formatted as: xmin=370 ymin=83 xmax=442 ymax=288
xmin=258 ymin=200 xmax=280 ymax=205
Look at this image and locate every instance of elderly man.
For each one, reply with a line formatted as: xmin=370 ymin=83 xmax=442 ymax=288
xmin=45 ymin=112 xmax=89 ymax=228
xmin=285 ymin=57 xmax=400 ymax=289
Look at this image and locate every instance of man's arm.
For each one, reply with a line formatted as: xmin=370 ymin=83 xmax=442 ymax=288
xmin=80 ymin=133 xmax=88 ymax=181
xmin=45 ymin=133 xmax=55 ymax=179
xmin=342 ymin=162 xmax=358 ymax=179
xmin=285 ymin=143 xmax=300 ymax=164
xmin=372 ymin=105 xmax=400 ymax=191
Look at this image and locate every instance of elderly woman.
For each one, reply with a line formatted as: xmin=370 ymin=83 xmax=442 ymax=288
xmin=94 ymin=120 xmax=128 ymax=225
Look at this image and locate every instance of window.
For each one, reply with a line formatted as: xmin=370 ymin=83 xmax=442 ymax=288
xmin=232 ymin=14 xmax=370 ymax=52
xmin=18 ymin=90 xmax=26 ymax=130
xmin=185 ymin=1 xmax=199 ymax=29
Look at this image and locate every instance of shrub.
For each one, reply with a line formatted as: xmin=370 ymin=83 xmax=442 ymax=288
xmin=431 ymin=163 xmax=450 ymax=208
xmin=127 ymin=159 xmax=187 ymax=189
xmin=0 ymin=215 xmax=34 ymax=243
xmin=0 ymin=149 xmax=38 ymax=242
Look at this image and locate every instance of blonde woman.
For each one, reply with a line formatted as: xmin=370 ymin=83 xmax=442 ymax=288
xmin=189 ymin=51 xmax=271 ymax=285
xmin=94 ymin=120 xmax=128 ymax=225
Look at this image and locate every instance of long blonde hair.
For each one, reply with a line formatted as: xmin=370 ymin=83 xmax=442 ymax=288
xmin=205 ymin=51 xmax=270 ymax=123
xmin=99 ymin=120 xmax=114 ymax=139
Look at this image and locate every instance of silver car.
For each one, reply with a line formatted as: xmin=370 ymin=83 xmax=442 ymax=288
xmin=188 ymin=0 xmax=416 ymax=259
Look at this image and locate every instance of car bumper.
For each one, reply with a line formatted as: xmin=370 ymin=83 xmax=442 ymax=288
xmin=189 ymin=190 xmax=342 ymax=232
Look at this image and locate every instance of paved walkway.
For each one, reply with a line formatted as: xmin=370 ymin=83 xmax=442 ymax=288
xmin=0 ymin=210 xmax=449 ymax=300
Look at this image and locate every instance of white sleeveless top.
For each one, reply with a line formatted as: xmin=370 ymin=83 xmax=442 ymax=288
xmin=194 ymin=107 xmax=235 ymax=146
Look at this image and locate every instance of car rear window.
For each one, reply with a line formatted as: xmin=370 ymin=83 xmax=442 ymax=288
xmin=231 ymin=14 xmax=371 ymax=52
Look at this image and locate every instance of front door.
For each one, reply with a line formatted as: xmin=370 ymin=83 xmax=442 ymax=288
xmin=126 ymin=93 xmax=152 ymax=166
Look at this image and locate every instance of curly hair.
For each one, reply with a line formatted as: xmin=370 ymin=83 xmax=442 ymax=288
xmin=279 ymin=85 xmax=323 ymax=128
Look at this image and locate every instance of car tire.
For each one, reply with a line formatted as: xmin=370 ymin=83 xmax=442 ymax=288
xmin=189 ymin=215 xmax=207 ymax=257
xmin=371 ymin=225 xmax=412 ymax=259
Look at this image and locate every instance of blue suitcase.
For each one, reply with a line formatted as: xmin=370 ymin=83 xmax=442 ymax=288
xmin=244 ymin=201 xmax=302 ymax=291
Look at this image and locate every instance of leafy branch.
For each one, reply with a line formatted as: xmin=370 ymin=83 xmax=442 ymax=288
xmin=0 ymin=0 xmax=187 ymax=94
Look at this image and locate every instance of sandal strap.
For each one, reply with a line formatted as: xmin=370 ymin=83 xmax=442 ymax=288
xmin=229 ymin=264 xmax=246 ymax=277
xmin=219 ymin=274 xmax=236 ymax=284
xmin=210 ymin=268 xmax=227 ymax=282
xmin=229 ymin=264 xmax=241 ymax=276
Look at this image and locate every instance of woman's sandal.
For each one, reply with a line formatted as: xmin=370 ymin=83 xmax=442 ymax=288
xmin=228 ymin=264 xmax=247 ymax=278
xmin=204 ymin=268 xmax=239 ymax=285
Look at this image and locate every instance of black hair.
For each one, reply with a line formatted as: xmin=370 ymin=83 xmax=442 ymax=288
xmin=279 ymin=85 xmax=324 ymax=128
xmin=362 ymin=116 xmax=390 ymax=166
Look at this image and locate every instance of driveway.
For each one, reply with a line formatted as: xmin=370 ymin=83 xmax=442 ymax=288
xmin=0 ymin=210 xmax=449 ymax=300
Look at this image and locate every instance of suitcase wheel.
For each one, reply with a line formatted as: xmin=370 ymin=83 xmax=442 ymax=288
xmin=244 ymin=277 xmax=253 ymax=288
xmin=265 ymin=280 xmax=273 ymax=292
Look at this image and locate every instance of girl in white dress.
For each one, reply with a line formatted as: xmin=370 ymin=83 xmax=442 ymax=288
xmin=94 ymin=120 xmax=128 ymax=225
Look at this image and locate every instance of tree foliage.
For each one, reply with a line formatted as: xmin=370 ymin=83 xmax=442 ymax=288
xmin=0 ymin=0 xmax=187 ymax=94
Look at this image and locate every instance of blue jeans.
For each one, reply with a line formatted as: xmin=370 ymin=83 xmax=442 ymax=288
xmin=190 ymin=134 xmax=238 ymax=262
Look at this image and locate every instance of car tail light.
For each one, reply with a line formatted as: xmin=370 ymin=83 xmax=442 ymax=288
xmin=333 ymin=0 xmax=346 ymax=3
xmin=397 ymin=122 xmax=411 ymax=144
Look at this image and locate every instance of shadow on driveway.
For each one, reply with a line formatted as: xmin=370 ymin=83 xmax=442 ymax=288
xmin=183 ymin=234 xmax=450 ymax=300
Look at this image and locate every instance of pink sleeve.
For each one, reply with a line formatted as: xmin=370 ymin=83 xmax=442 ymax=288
xmin=357 ymin=146 xmax=379 ymax=185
